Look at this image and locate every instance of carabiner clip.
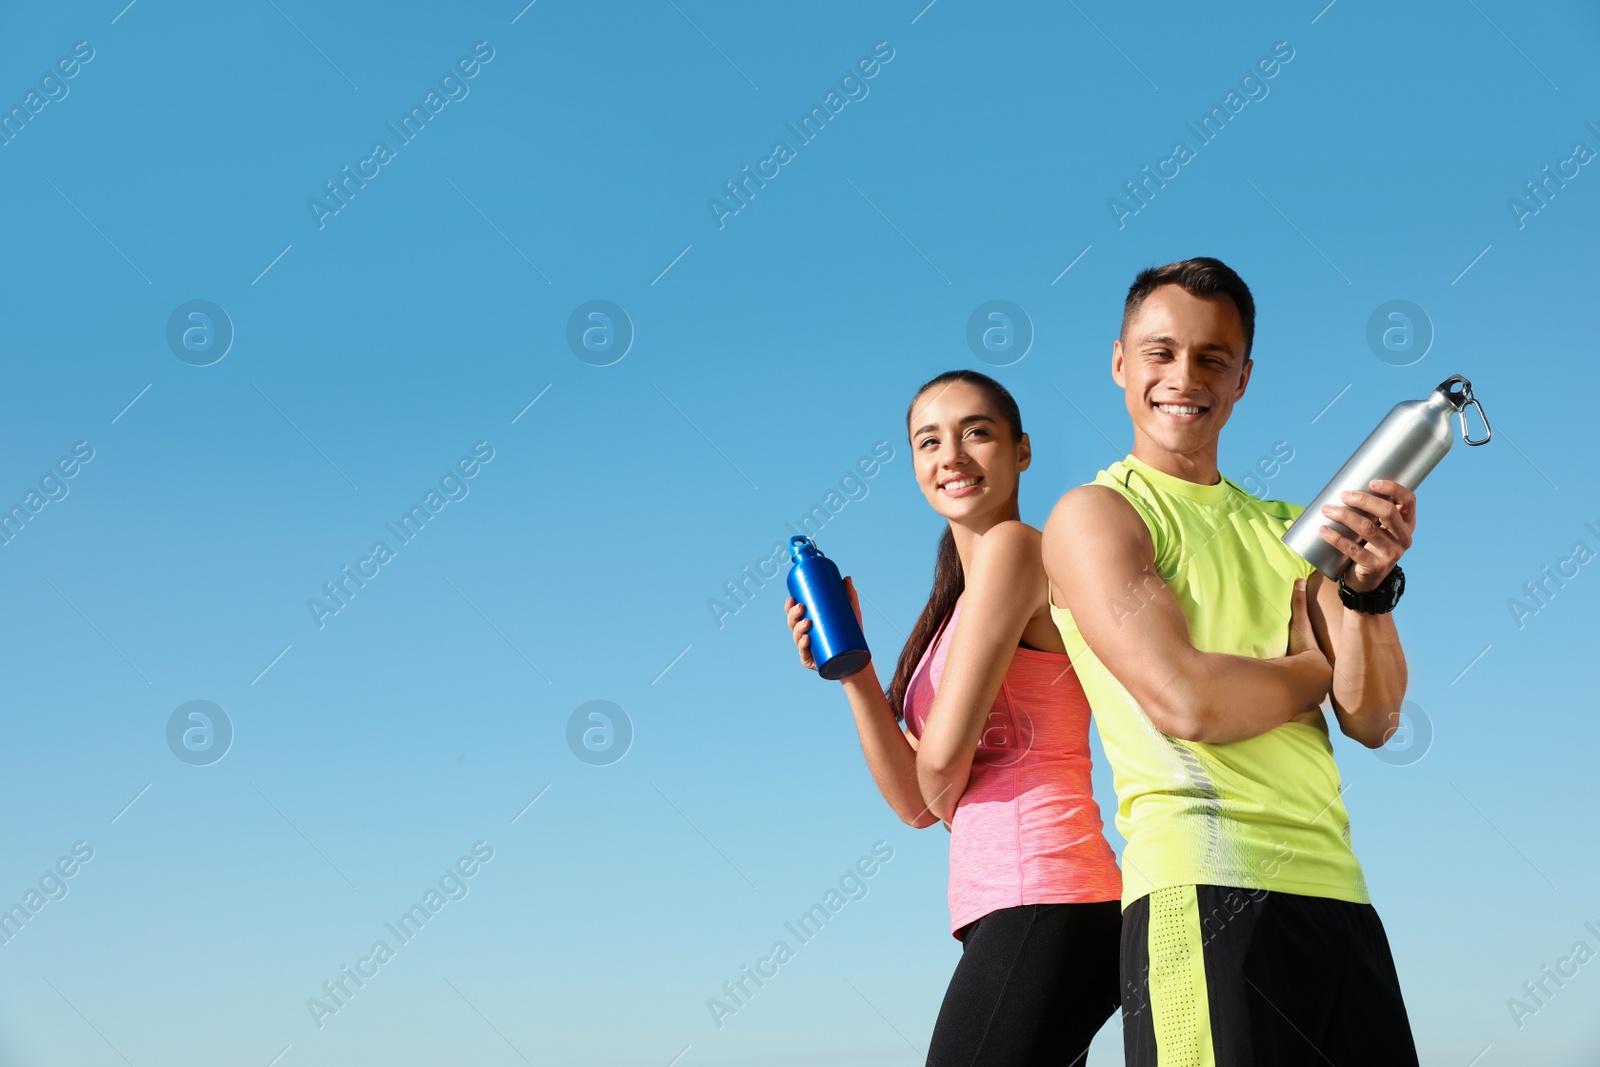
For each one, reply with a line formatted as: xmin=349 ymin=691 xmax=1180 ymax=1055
xmin=1458 ymin=396 xmax=1492 ymax=445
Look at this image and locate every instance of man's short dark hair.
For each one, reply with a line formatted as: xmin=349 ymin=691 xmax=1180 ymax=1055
xmin=1120 ymin=257 xmax=1256 ymax=359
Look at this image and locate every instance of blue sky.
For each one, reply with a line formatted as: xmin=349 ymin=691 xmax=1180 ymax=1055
xmin=0 ymin=1 xmax=1596 ymax=1064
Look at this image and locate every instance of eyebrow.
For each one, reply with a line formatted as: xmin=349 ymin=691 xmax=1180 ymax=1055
xmin=1138 ymin=333 xmax=1237 ymax=358
xmin=910 ymin=413 xmax=998 ymax=438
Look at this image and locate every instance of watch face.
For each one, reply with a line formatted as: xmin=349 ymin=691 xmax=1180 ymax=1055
xmin=1373 ymin=569 xmax=1402 ymax=611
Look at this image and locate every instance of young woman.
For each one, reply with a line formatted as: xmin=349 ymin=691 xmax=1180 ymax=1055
xmin=783 ymin=370 xmax=1122 ymax=1066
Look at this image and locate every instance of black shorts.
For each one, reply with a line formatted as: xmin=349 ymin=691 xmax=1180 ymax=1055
xmin=1120 ymin=885 xmax=1418 ymax=1067
xmin=926 ymin=901 xmax=1121 ymax=1066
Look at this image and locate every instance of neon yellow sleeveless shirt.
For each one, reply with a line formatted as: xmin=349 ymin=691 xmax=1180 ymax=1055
xmin=1052 ymin=454 xmax=1369 ymax=907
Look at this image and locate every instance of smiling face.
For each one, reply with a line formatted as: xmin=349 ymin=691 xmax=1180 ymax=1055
xmin=908 ymin=379 xmax=1029 ymax=526
xmin=1113 ymin=283 xmax=1253 ymax=480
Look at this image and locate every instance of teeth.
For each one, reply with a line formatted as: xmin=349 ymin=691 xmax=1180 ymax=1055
xmin=1158 ymin=404 xmax=1203 ymax=416
xmin=943 ymin=477 xmax=979 ymax=491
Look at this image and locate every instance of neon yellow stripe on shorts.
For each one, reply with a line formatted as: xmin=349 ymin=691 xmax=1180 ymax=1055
xmin=1149 ymin=885 xmax=1213 ymax=1067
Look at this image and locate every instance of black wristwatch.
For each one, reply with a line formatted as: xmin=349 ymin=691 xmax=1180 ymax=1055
xmin=1337 ymin=565 xmax=1405 ymax=614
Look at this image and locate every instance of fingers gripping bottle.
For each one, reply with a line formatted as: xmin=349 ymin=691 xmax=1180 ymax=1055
xmin=1283 ymin=374 xmax=1492 ymax=579
xmin=786 ymin=536 xmax=871 ymax=680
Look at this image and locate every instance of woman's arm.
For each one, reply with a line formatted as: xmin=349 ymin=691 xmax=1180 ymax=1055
xmin=785 ymin=582 xmax=940 ymax=828
xmin=913 ymin=521 xmax=1040 ymax=823
xmin=840 ymin=664 xmax=941 ymax=827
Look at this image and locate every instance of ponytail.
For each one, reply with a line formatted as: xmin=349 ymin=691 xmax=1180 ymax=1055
xmin=886 ymin=526 xmax=964 ymax=720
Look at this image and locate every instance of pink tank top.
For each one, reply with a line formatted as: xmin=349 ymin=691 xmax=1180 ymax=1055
xmin=904 ymin=597 xmax=1121 ymax=937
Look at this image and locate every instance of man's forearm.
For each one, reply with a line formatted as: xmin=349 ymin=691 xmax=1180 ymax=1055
xmin=1150 ymin=647 xmax=1331 ymax=744
xmin=1327 ymin=610 xmax=1407 ymax=747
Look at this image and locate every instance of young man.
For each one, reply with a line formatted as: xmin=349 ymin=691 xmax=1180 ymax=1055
xmin=1043 ymin=257 xmax=1418 ymax=1066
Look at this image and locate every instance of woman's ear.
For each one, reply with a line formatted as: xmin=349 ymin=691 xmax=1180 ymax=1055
xmin=1016 ymin=432 xmax=1032 ymax=473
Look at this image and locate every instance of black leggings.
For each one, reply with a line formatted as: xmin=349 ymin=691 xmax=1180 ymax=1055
xmin=926 ymin=901 xmax=1122 ymax=1067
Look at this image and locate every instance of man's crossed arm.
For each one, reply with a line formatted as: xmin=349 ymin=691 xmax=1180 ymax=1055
xmin=1044 ymin=483 xmax=1406 ymax=747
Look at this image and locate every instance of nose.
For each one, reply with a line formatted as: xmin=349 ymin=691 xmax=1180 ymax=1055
xmin=1167 ymin=352 xmax=1203 ymax=392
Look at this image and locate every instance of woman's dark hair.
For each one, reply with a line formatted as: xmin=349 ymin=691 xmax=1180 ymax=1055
xmin=885 ymin=369 xmax=1024 ymax=721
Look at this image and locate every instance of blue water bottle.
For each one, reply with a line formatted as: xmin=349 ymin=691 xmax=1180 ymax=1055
xmin=786 ymin=535 xmax=871 ymax=681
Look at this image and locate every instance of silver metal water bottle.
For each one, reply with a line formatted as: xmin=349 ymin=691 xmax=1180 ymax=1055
xmin=1283 ymin=375 xmax=1492 ymax=578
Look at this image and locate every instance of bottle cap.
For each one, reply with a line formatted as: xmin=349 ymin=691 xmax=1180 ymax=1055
xmin=1436 ymin=375 xmax=1492 ymax=445
xmin=789 ymin=535 xmax=819 ymax=561
xmin=1435 ymin=374 xmax=1472 ymax=409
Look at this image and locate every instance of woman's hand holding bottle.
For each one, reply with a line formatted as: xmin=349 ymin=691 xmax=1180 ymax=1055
xmin=785 ymin=575 xmax=863 ymax=675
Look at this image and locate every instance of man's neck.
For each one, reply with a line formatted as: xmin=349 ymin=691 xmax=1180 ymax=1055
xmin=1130 ymin=435 xmax=1221 ymax=486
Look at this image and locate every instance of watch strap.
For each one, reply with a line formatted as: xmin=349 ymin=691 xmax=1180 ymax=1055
xmin=1338 ymin=564 xmax=1405 ymax=614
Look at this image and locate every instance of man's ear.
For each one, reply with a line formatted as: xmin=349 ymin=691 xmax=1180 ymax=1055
xmin=1235 ymin=357 xmax=1254 ymax=401
xmin=1112 ymin=339 xmax=1126 ymax=388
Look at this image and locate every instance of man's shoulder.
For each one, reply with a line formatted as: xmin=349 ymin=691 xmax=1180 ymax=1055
xmin=1069 ymin=457 xmax=1151 ymax=510
xmin=1090 ymin=459 xmax=1170 ymax=533
xmin=1043 ymin=475 xmax=1157 ymax=576
xmin=1093 ymin=457 xmax=1137 ymax=491
xmin=1048 ymin=479 xmax=1147 ymax=535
